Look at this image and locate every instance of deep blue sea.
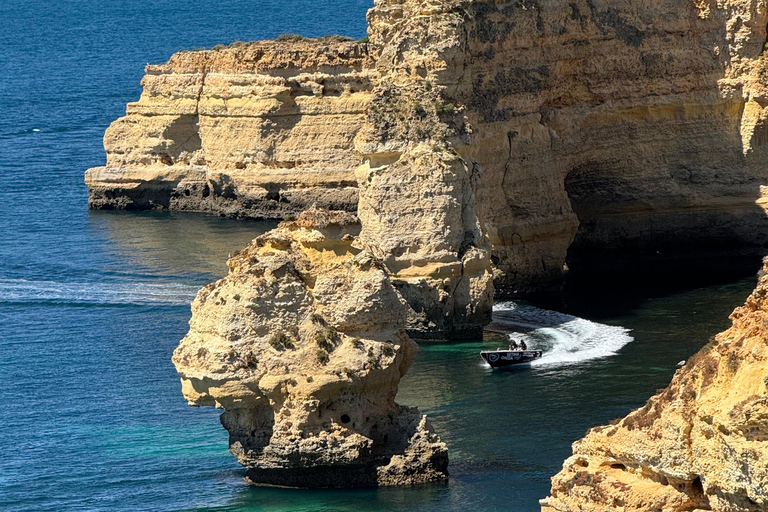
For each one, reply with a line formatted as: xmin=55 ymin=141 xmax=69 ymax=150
xmin=0 ymin=1 xmax=759 ymax=511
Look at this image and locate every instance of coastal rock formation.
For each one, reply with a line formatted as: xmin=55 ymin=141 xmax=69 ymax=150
xmin=354 ymin=12 xmax=496 ymax=338
xmin=88 ymin=0 xmax=768 ymax=309
xmin=94 ymin=0 xmax=768 ymax=492
xmin=172 ymin=208 xmax=448 ymax=487
xmin=86 ymin=39 xmax=374 ymax=218
xmin=365 ymin=0 xmax=768 ymax=297
xmin=541 ymin=260 xmax=768 ymax=511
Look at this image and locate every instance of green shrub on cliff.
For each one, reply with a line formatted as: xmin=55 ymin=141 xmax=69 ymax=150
xmin=269 ymin=332 xmax=294 ymax=350
xmin=276 ymin=34 xmax=305 ymax=42
xmin=321 ymin=35 xmax=354 ymax=42
xmin=435 ymin=101 xmax=456 ymax=116
xmin=314 ymin=327 xmax=339 ymax=352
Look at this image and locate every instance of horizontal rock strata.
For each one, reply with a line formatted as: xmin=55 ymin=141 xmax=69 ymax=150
xmin=89 ymin=0 xmax=768 ymax=309
xmin=86 ymin=39 xmax=375 ymax=218
xmin=172 ymin=208 xmax=448 ymax=487
xmin=541 ymin=259 xmax=768 ymax=511
xmin=366 ymin=0 xmax=768 ymax=297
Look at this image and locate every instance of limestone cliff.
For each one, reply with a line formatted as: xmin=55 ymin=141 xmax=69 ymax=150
xmin=364 ymin=0 xmax=768 ymax=298
xmin=172 ymin=208 xmax=448 ymax=487
xmin=89 ymin=0 xmax=768 ymax=316
xmin=541 ymin=260 xmax=768 ymax=511
xmin=86 ymin=39 xmax=374 ymax=218
xmin=141 ymin=0 xmax=768 ymax=489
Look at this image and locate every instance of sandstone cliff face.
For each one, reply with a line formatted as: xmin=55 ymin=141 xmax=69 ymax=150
xmin=355 ymin=3 xmax=497 ymax=338
xmin=172 ymin=208 xmax=448 ymax=487
xmin=541 ymin=260 xmax=768 ymax=511
xmin=89 ymin=0 xmax=768 ymax=314
xmin=86 ymin=39 xmax=374 ymax=218
xmin=364 ymin=0 xmax=768 ymax=297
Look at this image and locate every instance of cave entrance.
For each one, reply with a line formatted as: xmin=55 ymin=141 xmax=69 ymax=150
xmin=562 ymin=161 xmax=766 ymax=300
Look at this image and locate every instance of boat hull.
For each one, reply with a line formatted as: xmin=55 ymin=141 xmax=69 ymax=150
xmin=480 ymin=350 xmax=543 ymax=368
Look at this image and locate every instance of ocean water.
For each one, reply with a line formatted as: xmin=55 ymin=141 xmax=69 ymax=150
xmin=0 ymin=1 xmax=760 ymax=510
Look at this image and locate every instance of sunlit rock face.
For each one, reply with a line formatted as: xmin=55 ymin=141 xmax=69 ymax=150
xmin=86 ymin=39 xmax=375 ymax=219
xmin=541 ymin=259 xmax=768 ymax=511
xmin=172 ymin=209 xmax=448 ymax=487
xmin=151 ymin=0 xmax=768 ymax=491
xmin=88 ymin=0 xmax=768 ymax=335
xmin=365 ymin=0 xmax=768 ymax=297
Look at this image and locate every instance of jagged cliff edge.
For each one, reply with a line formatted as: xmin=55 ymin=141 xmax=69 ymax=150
xmin=541 ymin=259 xmax=768 ymax=511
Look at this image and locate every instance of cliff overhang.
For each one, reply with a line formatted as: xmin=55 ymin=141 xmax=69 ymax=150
xmin=87 ymin=0 xmax=768 ymax=310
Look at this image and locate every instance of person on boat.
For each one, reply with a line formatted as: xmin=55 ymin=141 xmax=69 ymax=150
xmin=509 ymin=340 xmax=518 ymax=350
xmin=519 ymin=340 xmax=528 ymax=351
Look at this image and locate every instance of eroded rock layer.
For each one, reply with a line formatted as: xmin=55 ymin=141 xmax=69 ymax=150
xmin=541 ymin=260 xmax=768 ymax=511
xmin=89 ymin=0 xmax=768 ymax=303
xmin=172 ymin=208 xmax=448 ymax=487
xmin=364 ymin=0 xmax=768 ymax=297
xmin=86 ymin=39 xmax=375 ymax=218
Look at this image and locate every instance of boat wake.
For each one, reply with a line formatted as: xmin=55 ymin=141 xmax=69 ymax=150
xmin=0 ymin=278 xmax=199 ymax=306
xmin=490 ymin=302 xmax=633 ymax=366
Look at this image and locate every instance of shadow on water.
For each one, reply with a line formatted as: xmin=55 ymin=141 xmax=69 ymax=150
xmin=390 ymin=273 xmax=757 ymax=512
xmin=86 ymin=210 xmax=278 ymax=281
xmin=558 ymin=254 xmax=763 ymax=320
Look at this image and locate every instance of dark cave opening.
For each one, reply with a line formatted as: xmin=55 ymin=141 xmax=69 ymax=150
xmin=560 ymin=161 xmax=766 ymax=303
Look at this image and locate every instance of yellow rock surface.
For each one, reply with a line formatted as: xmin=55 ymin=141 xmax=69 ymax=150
xmin=86 ymin=39 xmax=375 ymax=218
xmin=87 ymin=0 xmax=768 ymax=335
xmin=172 ymin=208 xmax=448 ymax=487
xmin=542 ymin=260 xmax=768 ymax=511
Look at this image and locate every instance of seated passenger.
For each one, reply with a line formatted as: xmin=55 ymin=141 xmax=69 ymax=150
xmin=509 ymin=340 xmax=518 ymax=350
xmin=520 ymin=340 xmax=528 ymax=350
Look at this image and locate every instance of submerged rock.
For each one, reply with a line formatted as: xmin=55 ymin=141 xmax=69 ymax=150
xmin=172 ymin=208 xmax=448 ymax=487
xmin=541 ymin=259 xmax=768 ymax=511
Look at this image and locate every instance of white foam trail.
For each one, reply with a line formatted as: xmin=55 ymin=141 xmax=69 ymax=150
xmin=0 ymin=278 xmax=199 ymax=306
xmin=492 ymin=302 xmax=633 ymax=366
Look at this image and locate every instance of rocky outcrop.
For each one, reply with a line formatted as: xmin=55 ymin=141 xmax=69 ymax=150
xmin=86 ymin=39 xmax=374 ymax=218
xmin=172 ymin=208 xmax=448 ymax=487
xmin=541 ymin=260 xmax=768 ymax=511
xmin=85 ymin=31 xmax=495 ymax=338
xmin=89 ymin=0 xmax=768 ymax=308
xmin=134 ymin=0 xmax=768 ymax=490
xmin=364 ymin=0 xmax=768 ymax=297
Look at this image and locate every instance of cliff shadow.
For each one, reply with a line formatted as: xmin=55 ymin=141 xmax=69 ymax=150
xmin=561 ymin=117 xmax=768 ymax=313
xmin=463 ymin=0 xmax=768 ymax=312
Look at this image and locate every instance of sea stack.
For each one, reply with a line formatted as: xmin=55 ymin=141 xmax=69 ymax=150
xmin=172 ymin=208 xmax=448 ymax=487
xmin=89 ymin=0 xmax=768 ymax=489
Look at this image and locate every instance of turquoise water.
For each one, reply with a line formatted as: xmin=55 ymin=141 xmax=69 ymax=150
xmin=0 ymin=1 xmax=760 ymax=510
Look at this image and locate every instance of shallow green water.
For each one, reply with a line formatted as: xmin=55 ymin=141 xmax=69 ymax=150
xmin=1 ymin=203 xmax=754 ymax=511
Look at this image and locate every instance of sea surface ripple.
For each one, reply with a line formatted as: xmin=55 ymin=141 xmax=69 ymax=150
xmin=0 ymin=1 xmax=757 ymax=511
